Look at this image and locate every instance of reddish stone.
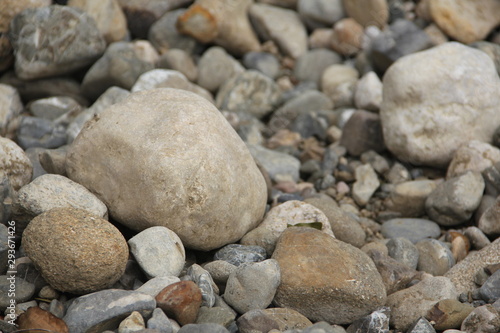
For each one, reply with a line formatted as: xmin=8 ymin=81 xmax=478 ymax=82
xmin=17 ymin=306 xmax=69 ymax=333
xmin=155 ymin=281 xmax=202 ymax=326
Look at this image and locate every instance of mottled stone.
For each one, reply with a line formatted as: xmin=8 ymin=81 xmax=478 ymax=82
xmin=460 ymin=305 xmax=500 ymax=333
xmin=368 ymin=250 xmax=417 ymax=295
xmin=346 ymin=307 xmax=390 ymax=333
xmin=22 ymin=208 xmax=128 ymax=294
xmin=0 ymin=136 xmax=33 ymax=191
xmin=426 ymin=299 xmax=474 ymax=331
xmin=0 ymin=84 xmax=23 ymax=137
xmin=416 ymin=239 xmax=455 ymax=276
xmin=156 ymin=281 xmax=202 ymax=326
xmin=148 ymin=9 xmax=199 ymax=54
xmin=447 ymin=140 xmax=500 ymax=179
xmin=386 ymin=237 xmax=419 ymax=270
xmin=9 ymin=5 xmax=106 ymax=80
xmin=262 ymin=308 xmax=312 ymax=331
xmin=214 ymin=244 xmax=267 ymax=267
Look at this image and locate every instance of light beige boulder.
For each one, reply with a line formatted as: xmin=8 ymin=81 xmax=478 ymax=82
xmin=66 ymin=88 xmax=267 ymax=251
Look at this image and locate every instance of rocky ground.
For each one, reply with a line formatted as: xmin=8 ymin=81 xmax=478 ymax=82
xmin=1 ymin=0 xmax=500 ymax=332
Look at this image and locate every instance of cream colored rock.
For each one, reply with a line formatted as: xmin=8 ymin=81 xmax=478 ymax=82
xmin=0 ymin=137 xmax=33 ymax=191
xmin=68 ymin=0 xmax=127 ymax=44
xmin=66 ymin=88 xmax=267 ymax=251
xmin=430 ymin=0 xmax=500 ymax=44
xmin=241 ymin=200 xmax=333 ymax=255
xmin=342 ymin=0 xmax=388 ymax=29
xmin=381 ymin=42 xmax=500 ymax=168
xmin=321 ymin=64 xmax=359 ymax=107
xmin=446 ymin=140 xmax=500 ymax=179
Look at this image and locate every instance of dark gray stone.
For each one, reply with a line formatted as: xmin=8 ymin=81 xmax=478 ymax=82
xmin=214 ymin=244 xmax=267 ymax=267
xmin=24 ymin=147 xmax=47 ymax=180
xmin=9 ymin=5 xmax=106 ymax=80
xmin=479 ymin=269 xmax=500 ymax=303
xmin=187 ymin=264 xmax=217 ymax=307
xmin=0 ymin=224 xmax=7 ymax=275
xmin=381 ymin=218 xmax=441 ymax=244
xmin=17 ymin=117 xmax=67 ymax=149
xmin=243 ymin=52 xmax=280 ymax=79
xmin=178 ymin=323 xmax=230 ymax=333
xmin=291 ymin=112 xmax=328 ymax=140
xmin=370 ymin=19 xmax=432 ymax=73
xmin=346 ymin=307 xmax=390 ymax=333
xmin=298 ymin=0 xmax=345 ymax=29
xmin=406 ymin=317 xmax=436 ymax=333
xmin=63 ymin=289 xmax=156 ymax=333
xmin=339 ymin=110 xmax=385 ymax=156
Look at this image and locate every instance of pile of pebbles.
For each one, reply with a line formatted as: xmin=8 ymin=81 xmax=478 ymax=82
xmin=1 ymin=0 xmax=500 ymax=332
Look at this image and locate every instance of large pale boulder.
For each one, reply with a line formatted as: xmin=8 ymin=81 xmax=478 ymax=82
xmin=66 ymin=88 xmax=267 ymax=251
xmin=380 ymin=42 xmax=500 ymax=168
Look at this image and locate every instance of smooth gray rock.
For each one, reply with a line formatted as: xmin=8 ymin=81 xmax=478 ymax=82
xmin=243 ymin=52 xmax=280 ymax=79
xmin=147 ymin=308 xmax=173 ymax=333
xmin=29 ymin=96 xmax=82 ymax=121
xmin=198 ymin=47 xmax=244 ymax=93
xmin=294 ymin=49 xmax=342 ymax=85
xmin=416 ymin=239 xmax=455 ymax=276
xmin=63 ymin=289 xmax=156 ymax=333
xmin=298 ymin=0 xmax=345 ymax=29
xmin=386 ymin=237 xmax=419 ymax=270
xmin=66 ymin=89 xmax=267 ymax=251
xmin=247 ymin=144 xmax=300 ymax=182
xmin=0 ymin=276 xmax=35 ymax=311
xmin=128 ymin=226 xmax=185 ymax=278
xmin=16 ymin=116 xmax=67 ymax=149
xmin=223 ymin=259 xmax=280 ymax=314
xmin=381 ymin=218 xmax=441 ymax=244
xmin=425 ymin=171 xmax=485 ymax=226
xmin=157 ymin=49 xmax=198 ymax=82
xmin=9 ymin=5 xmax=106 ymax=80
xmin=479 ymin=269 xmax=500 ymax=303
xmin=135 ymin=276 xmax=181 ymax=298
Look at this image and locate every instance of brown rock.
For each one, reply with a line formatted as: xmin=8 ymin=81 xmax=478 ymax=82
xmin=430 ymin=0 xmax=500 ymax=44
xmin=156 ymin=281 xmax=203 ymax=326
xmin=177 ymin=0 xmax=260 ymax=56
xmin=272 ymin=227 xmax=386 ymax=325
xmin=426 ymin=299 xmax=474 ymax=331
xmin=342 ymin=0 xmax=389 ymax=29
xmin=330 ymin=18 xmax=364 ymax=56
xmin=236 ymin=309 xmax=280 ymax=333
xmin=367 ymin=249 xmax=417 ymax=295
xmin=22 ymin=207 xmax=128 ymax=294
xmin=0 ymin=0 xmax=51 ymax=32
xmin=17 ymin=306 xmax=69 ymax=333
xmin=340 ymin=110 xmax=385 ymax=156
xmin=262 ymin=308 xmax=313 ymax=331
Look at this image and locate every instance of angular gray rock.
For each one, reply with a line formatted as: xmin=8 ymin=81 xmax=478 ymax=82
xmin=197 ymin=47 xmax=244 ymax=93
xmin=9 ymin=5 xmax=106 ymax=80
xmin=66 ymin=88 xmax=267 ymax=251
xmin=247 ymin=144 xmax=300 ymax=183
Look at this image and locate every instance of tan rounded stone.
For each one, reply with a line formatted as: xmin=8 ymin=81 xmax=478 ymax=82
xmin=22 ymin=207 xmax=128 ymax=294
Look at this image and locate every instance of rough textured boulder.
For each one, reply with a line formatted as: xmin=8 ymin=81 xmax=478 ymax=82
xmin=66 ymin=88 xmax=267 ymax=251
xmin=380 ymin=42 xmax=500 ymax=168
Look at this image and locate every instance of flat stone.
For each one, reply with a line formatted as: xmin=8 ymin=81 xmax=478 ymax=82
xmin=216 ymin=70 xmax=281 ymax=119
xmin=81 ymin=41 xmax=156 ymax=100
xmin=479 ymin=269 xmax=500 ymax=303
xmin=243 ymin=52 xmax=280 ymax=79
xmin=157 ymin=49 xmax=198 ymax=83
xmin=386 ymin=276 xmax=458 ymax=332
xmin=63 ymin=289 xmax=156 ymax=333
xmin=9 ymin=5 xmax=106 ymax=80
xmin=66 ymin=89 xmax=267 ymax=251
xmin=272 ymin=227 xmax=386 ymax=325
xmin=16 ymin=116 xmax=67 ymax=150
xmin=29 ymin=96 xmax=82 ymax=121
xmin=22 ymin=207 xmax=128 ymax=294
xmin=430 ymin=0 xmax=500 ymax=44
xmin=0 ymin=137 xmax=33 ymax=191
xmin=128 ymin=226 xmax=185 ymax=278
xmin=136 ymin=276 xmax=181 ymax=298
xmin=381 ymin=218 xmax=441 ymax=244
xmin=342 ymin=0 xmax=388 ymax=28
xmin=425 ymin=171 xmax=484 ymax=227
xmin=249 ymin=3 xmax=308 ymax=58
xmin=224 ymin=259 xmax=280 ymax=314
xmin=203 ymin=261 xmax=237 ymax=285
xmin=17 ymin=306 xmax=68 ymax=333
xmin=247 ymin=144 xmax=300 ymax=183
xmin=380 ymin=42 xmax=500 ymax=168
xmin=241 ymin=200 xmax=333 ymax=256
xmin=13 ymin=174 xmax=107 ymax=223
xmin=195 ymin=306 xmax=236 ymax=328
xmin=384 ymin=180 xmax=438 ymax=217
xmin=416 ymin=239 xmax=455 ymax=276
xmin=445 ymin=238 xmax=500 ymax=295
